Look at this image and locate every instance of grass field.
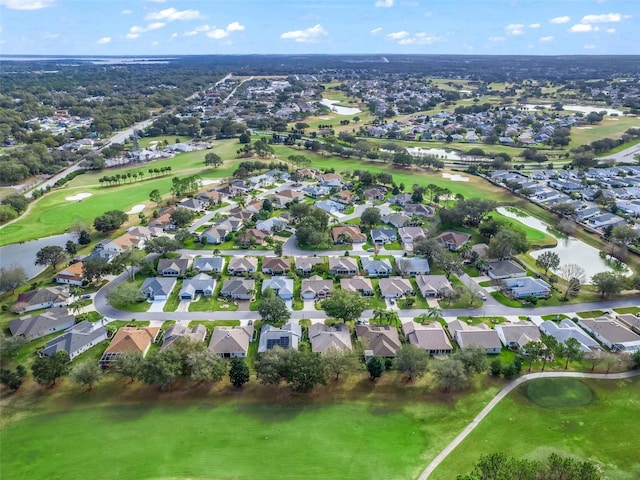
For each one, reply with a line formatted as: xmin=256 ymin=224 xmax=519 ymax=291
xmin=0 ymin=373 xmax=503 ymax=480
xmin=492 ymin=210 xmax=557 ymax=247
xmin=430 ymin=376 xmax=640 ymax=480
xmin=569 ymin=116 xmax=640 ymax=149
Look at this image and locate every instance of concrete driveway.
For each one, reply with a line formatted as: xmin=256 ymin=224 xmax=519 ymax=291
xmin=148 ymin=299 xmax=167 ymax=312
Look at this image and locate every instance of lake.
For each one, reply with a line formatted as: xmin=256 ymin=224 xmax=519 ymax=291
xmin=406 ymin=146 xmax=464 ymax=160
xmin=496 ymin=207 xmax=629 ymax=282
xmin=0 ymin=233 xmax=77 ymax=280
xmin=319 ymin=99 xmax=362 ymax=115
xmin=522 ymin=104 xmax=625 ymax=116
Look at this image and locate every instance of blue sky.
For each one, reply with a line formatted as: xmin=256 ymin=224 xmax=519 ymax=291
xmin=0 ymin=0 xmax=637 ymax=56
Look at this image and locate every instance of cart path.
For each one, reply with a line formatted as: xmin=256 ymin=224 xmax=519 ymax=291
xmin=417 ymin=370 xmax=640 ymax=480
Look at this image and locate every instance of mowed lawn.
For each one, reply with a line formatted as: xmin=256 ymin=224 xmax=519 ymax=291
xmin=0 ymin=375 xmax=502 ymax=480
xmin=492 ymin=210 xmax=557 ymax=247
xmin=430 ymin=376 xmax=640 ymax=480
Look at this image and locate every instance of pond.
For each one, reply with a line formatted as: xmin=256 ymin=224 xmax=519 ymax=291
xmin=319 ymin=99 xmax=362 ymax=115
xmin=496 ymin=207 xmax=630 ymax=282
xmin=521 ymin=104 xmax=625 ymax=116
xmin=406 ymin=146 xmax=463 ymax=160
xmin=0 ymin=233 xmax=77 ymax=281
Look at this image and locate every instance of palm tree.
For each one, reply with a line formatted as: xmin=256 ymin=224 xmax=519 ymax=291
xmin=372 ymin=308 xmax=387 ymax=323
xmin=426 ymin=306 xmax=442 ymax=321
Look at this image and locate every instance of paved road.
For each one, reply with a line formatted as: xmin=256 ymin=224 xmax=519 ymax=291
xmin=417 ymin=369 xmax=640 ymax=480
xmin=599 ymin=142 xmax=640 ymax=164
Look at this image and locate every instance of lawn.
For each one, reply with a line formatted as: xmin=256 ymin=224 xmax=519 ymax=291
xmin=0 ymin=373 xmax=503 ymax=480
xmin=492 ymin=210 xmax=557 ymax=247
xmin=430 ymin=377 xmax=640 ymax=480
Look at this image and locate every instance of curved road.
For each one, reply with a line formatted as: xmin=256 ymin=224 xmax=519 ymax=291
xmin=418 ymin=370 xmax=640 ymax=480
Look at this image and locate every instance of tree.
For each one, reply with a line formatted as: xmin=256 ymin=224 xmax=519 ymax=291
xmin=0 ymin=265 xmax=27 ymax=293
xmin=82 ymin=257 xmax=110 ymax=284
xmin=149 ymin=189 xmax=162 ymax=204
xmin=0 ymin=365 xmax=27 ymax=391
xmin=2 ymin=193 xmax=29 ymax=214
xmin=31 ymin=351 xmax=70 ymax=387
xmin=394 ymin=344 xmax=429 ymax=381
xmin=432 ymin=357 xmax=467 ymax=392
xmin=535 ymin=251 xmax=560 ymax=275
xmin=35 ymin=245 xmax=66 ymax=270
xmin=144 ymin=236 xmax=181 ymax=255
xmin=70 ymin=361 xmax=102 ymax=391
xmin=366 ymin=356 xmax=385 ymax=380
xmin=586 ymin=349 xmax=605 ymax=372
xmin=560 ymin=337 xmax=584 ymax=369
xmin=323 ymin=347 xmax=360 ymax=381
xmin=229 ymin=357 xmax=250 ymax=388
xmin=107 ymin=281 xmax=145 ymax=307
xmin=322 ymin=290 xmax=367 ymax=322
xmin=560 ymin=263 xmax=586 ymax=300
xmin=360 ymin=207 xmax=381 ymax=227
xmin=0 ymin=335 xmax=26 ymax=359
xmin=610 ymin=224 xmax=638 ymax=246
xmin=112 ymin=248 xmax=147 ymax=281
xmin=255 ymin=347 xmax=293 ymax=385
xmin=204 ymin=152 xmax=222 ymax=168
xmin=112 ymin=352 xmax=143 ymax=383
xmin=170 ymin=207 xmax=195 ymax=228
xmin=186 ymin=350 xmax=227 ymax=383
xmin=140 ymin=348 xmax=183 ymax=391
xmin=258 ymin=288 xmax=291 ymax=326
xmin=452 ymin=346 xmax=488 ymax=375
xmin=78 ymin=230 xmax=92 ymax=245
xmin=434 ymin=251 xmax=464 ymax=279
xmin=65 ymin=240 xmax=78 ymax=256
xmin=523 ymin=340 xmax=544 ymax=372
xmin=93 ymin=210 xmax=128 ymax=233
xmin=284 ymin=350 xmax=326 ymax=393
xmin=591 ymin=271 xmax=623 ymax=298
xmin=413 ymin=237 xmax=443 ymax=261
xmin=488 ymin=228 xmax=528 ymax=260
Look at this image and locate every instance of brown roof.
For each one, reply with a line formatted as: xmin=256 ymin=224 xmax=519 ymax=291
xmin=356 ymin=324 xmax=401 ymax=357
xmin=403 ymin=321 xmax=452 ymax=353
xmin=435 ymin=231 xmax=472 ymax=248
xmin=262 ymin=256 xmax=291 ymax=271
xmin=104 ymin=327 xmax=159 ymax=356
xmin=54 ymin=261 xmax=84 ymax=281
xmin=331 ymin=225 xmax=366 ymax=243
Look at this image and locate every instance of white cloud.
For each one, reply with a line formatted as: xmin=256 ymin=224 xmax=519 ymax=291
xmin=370 ymin=27 xmax=383 ymax=35
xmin=125 ymin=33 xmax=140 ymax=39
xmin=506 ymin=23 xmax=524 ymax=35
xmin=584 ymin=44 xmax=596 ymax=50
xmin=539 ymin=36 xmax=554 ymax=42
xmin=170 ymin=32 xmax=178 ymax=39
xmin=0 ymin=0 xmax=54 ymax=10
xmin=125 ymin=22 xmax=165 ymax=39
xmin=207 ymin=28 xmax=228 ymax=40
xmin=151 ymin=41 xmax=159 ymax=46
xmin=528 ymin=23 xmax=541 ymax=29
xmin=386 ymin=30 xmax=409 ymax=40
xmin=121 ymin=9 xmax=132 ymax=15
xmin=606 ymin=28 xmax=616 ymax=33
xmin=374 ymin=0 xmax=394 ymax=7
xmin=570 ymin=23 xmax=593 ymax=32
xmin=488 ymin=36 xmax=505 ymax=42
xmin=146 ymin=22 xmax=165 ymax=31
xmin=96 ymin=37 xmax=111 ymax=44
xmin=42 ymin=32 xmax=59 ymax=39
xmin=226 ymin=21 xmax=245 ymax=32
xmin=193 ymin=22 xmax=245 ymax=40
xmin=400 ymin=32 xmax=443 ymax=45
xmin=145 ymin=8 xmax=202 ymax=22
xmin=280 ymin=24 xmax=328 ymax=43
xmin=581 ymin=13 xmax=626 ymax=23
xmin=550 ymin=16 xmax=571 ymax=24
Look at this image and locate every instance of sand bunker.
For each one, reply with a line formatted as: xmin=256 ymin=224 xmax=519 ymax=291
xmin=442 ymin=173 xmax=469 ymax=182
xmin=201 ymin=179 xmax=220 ymax=186
xmin=127 ymin=204 xmax=145 ymax=214
xmin=576 ymin=126 xmax=593 ymax=130
xmin=65 ymin=192 xmax=92 ymax=201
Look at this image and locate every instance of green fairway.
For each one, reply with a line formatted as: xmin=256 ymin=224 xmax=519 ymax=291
xmin=430 ymin=377 xmax=640 ymax=480
xmin=526 ymin=378 xmax=594 ymax=408
xmin=492 ymin=210 xmax=557 ymax=247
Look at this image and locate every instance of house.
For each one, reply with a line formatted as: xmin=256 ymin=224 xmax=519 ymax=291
xmin=370 ymin=228 xmax=397 ymax=245
xmin=238 ymin=228 xmax=270 ymax=247
xmin=317 ymin=172 xmax=342 ymax=184
xmin=315 ymin=199 xmax=345 ymax=214
xmin=332 ymin=225 xmax=367 ymax=244
xmin=378 ymin=276 xmax=413 ymax=298
xmin=301 ymin=276 xmax=333 ymax=300
xmin=196 ymin=189 xmax=226 ymax=204
xmin=356 ymin=324 xmax=401 ymax=358
xmin=149 ymin=206 xmax=177 ymax=230
xmin=577 ymin=316 xmax=640 ymax=352
xmin=255 ymin=217 xmax=289 ymax=233
xmin=396 ymin=257 xmax=430 ymax=276
xmin=220 ymin=279 xmax=255 ymax=300
xmin=15 ymin=286 xmax=70 ymax=312
xmin=157 ymin=257 xmax=190 ymax=277
xmin=258 ymin=322 xmax=302 ymax=353
xmin=262 ymin=257 xmax=291 ymax=275
xmin=309 ymin=323 xmax=352 ymax=354
xmin=177 ymin=198 xmax=206 ymax=212
xmin=227 ymin=257 xmax=258 ymax=275
xmin=140 ymin=277 xmax=177 ymax=301
xmin=539 ymin=319 xmax=601 ymax=353
xmin=303 ymin=185 xmax=330 ymax=198
xmin=404 ymin=203 xmax=435 ymax=218
xmin=208 ymin=326 xmax=254 ymax=358
xmin=360 ymin=256 xmax=393 ymax=277
xmin=435 ymin=231 xmax=472 ymax=251
xmin=294 ymin=256 xmax=324 ymax=275
xmin=382 ymin=213 xmax=410 ymax=229
xmin=363 ymin=187 xmax=386 ymax=201
xmin=262 ymin=277 xmax=294 ymax=301
xmin=447 ymin=320 xmax=502 ymax=354
xmin=200 ymin=217 xmax=244 ymax=244
xmin=41 ymin=321 xmax=108 ymax=360
xmin=587 ymin=212 xmax=626 ymax=229
xmin=485 ymin=260 xmax=526 ymax=280
xmin=99 ymin=326 xmax=160 ymax=367
xmin=415 ymin=275 xmax=453 ymax=298
xmin=9 ymin=309 xmax=76 ymax=341
xmin=495 ymin=321 xmax=541 ymax=349
xmin=398 ymin=227 xmax=428 ymax=245
xmin=389 ymin=193 xmax=413 ymax=206
xmin=53 ymin=262 xmax=85 ymax=286
xmin=340 ymin=276 xmax=374 ymax=296
xmin=332 ymin=190 xmax=356 ymax=205
xmin=272 ymin=189 xmax=304 ymax=207
xmin=617 ymin=314 xmax=640 ymax=335
xmin=162 ymin=324 xmax=207 ymax=349
xmin=95 ymin=233 xmax=143 ymax=256
xmin=126 ymin=225 xmax=166 ymax=241
xmin=403 ymin=321 xmax=452 ymax=355
xmin=179 ymin=273 xmax=215 ymax=300
xmin=329 ymin=256 xmax=359 ymax=276
xmin=192 ymin=256 xmax=225 ymax=273
xmin=502 ymin=277 xmax=551 ymax=299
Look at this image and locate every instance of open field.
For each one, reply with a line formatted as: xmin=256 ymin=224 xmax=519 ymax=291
xmin=430 ymin=376 xmax=640 ymax=480
xmin=0 ymin=373 xmax=503 ymax=480
xmin=492 ymin=210 xmax=557 ymax=247
xmin=569 ymin=115 xmax=640 ymax=149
